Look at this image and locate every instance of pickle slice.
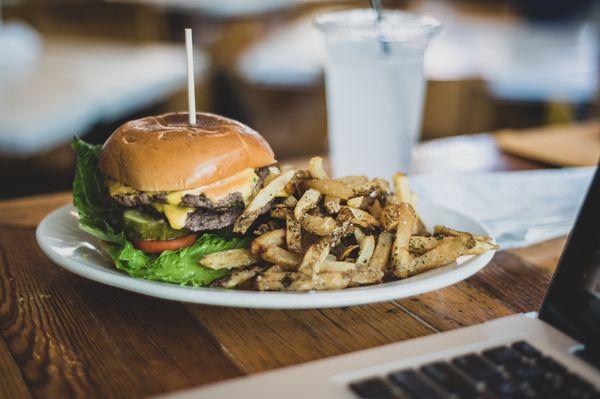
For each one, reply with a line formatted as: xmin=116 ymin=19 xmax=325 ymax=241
xmin=123 ymin=209 xmax=191 ymax=241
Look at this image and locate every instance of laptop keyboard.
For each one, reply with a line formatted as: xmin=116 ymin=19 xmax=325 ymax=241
xmin=348 ymin=340 xmax=599 ymax=399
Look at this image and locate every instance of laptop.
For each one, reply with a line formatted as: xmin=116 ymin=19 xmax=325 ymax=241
xmin=165 ymin=167 xmax=600 ymax=399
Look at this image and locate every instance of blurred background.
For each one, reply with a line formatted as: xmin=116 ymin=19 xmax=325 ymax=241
xmin=0 ymin=0 xmax=598 ymax=199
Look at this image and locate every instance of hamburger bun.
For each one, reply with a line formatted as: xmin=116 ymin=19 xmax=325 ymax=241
xmin=99 ymin=112 xmax=276 ymax=192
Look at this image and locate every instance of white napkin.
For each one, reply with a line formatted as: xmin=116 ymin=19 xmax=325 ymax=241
xmin=411 ymin=167 xmax=596 ymax=249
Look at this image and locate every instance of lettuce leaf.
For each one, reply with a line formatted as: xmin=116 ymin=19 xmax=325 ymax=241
xmin=71 ymin=137 xmax=249 ymax=286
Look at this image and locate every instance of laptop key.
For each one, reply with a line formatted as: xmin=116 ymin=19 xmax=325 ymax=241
xmin=511 ymin=341 xmax=542 ymax=359
xmin=505 ymin=362 xmax=546 ymax=385
xmin=388 ymin=369 xmax=446 ymax=399
xmin=484 ymin=376 xmax=525 ymax=398
xmin=453 ymin=354 xmax=501 ymax=381
xmin=421 ymin=361 xmax=476 ymax=396
xmin=562 ymin=373 xmax=597 ymax=393
xmin=482 ymin=346 xmax=522 ymax=366
xmin=350 ymin=377 xmax=396 ymax=399
xmin=536 ymin=356 xmax=567 ymax=375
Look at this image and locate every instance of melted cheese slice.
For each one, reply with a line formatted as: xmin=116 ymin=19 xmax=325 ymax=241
xmin=152 ymin=203 xmax=195 ymax=230
xmin=165 ymin=168 xmax=259 ymax=205
xmin=107 ymin=179 xmax=138 ymax=197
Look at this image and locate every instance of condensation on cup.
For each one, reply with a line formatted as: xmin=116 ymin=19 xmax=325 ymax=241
xmin=315 ymin=9 xmax=440 ymax=180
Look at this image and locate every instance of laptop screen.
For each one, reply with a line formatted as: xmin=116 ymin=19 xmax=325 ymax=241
xmin=540 ymin=165 xmax=600 ymax=353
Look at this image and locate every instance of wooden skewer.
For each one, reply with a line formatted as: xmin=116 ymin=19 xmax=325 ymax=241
xmin=184 ymin=28 xmax=196 ymax=125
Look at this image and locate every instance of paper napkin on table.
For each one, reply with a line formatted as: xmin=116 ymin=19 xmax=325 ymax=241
xmin=411 ymin=167 xmax=596 ymax=249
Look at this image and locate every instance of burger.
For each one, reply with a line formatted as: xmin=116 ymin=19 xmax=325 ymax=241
xmin=72 ymin=112 xmax=277 ymax=286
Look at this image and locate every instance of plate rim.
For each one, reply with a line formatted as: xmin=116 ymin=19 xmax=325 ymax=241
xmin=36 ymin=203 xmax=496 ymax=309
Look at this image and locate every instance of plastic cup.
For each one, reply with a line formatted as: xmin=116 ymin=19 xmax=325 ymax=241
xmin=315 ymin=9 xmax=440 ymax=179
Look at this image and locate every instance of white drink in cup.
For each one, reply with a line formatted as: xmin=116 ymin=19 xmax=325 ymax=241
xmin=315 ymin=9 xmax=440 ymax=180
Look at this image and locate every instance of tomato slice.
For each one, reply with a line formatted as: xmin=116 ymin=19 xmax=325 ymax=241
xmin=131 ymin=233 xmax=198 ymax=254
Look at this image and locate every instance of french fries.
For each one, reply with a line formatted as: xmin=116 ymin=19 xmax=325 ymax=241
xmin=294 ymin=188 xmax=322 ymax=220
xmin=234 ymin=170 xmax=295 ymax=234
xmin=391 ymin=203 xmax=417 ymax=278
xmin=308 ymin=156 xmax=328 ymax=179
xmin=337 ymin=175 xmax=368 ymax=185
xmin=368 ymin=231 xmax=393 ymax=272
xmin=285 ymin=213 xmax=303 ymax=253
xmin=211 ymin=266 xmax=262 ymax=288
xmin=407 ymin=234 xmax=475 ymax=277
xmin=215 ymin=159 xmax=498 ymax=291
xmin=262 ymin=246 xmax=301 ymax=269
xmin=200 ymin=249 xmax=259 ymax=270
xmin=302 ymin=179 xmax=354 ymax=200
xmin=323 ymin=195 xmax=341 ymax=214
xmin=301 ymin=215 xmax=337 ymax=236
xmin=251 ymin=228 xmax=285 ymax=255
xmin=347 ymin=196 xmax=369 ymax=210
xmin=344 ymin=206 xmax=381 ymax=230
xmin=356 ymin=235 xmax=376 ymax=267
xmin=298 ymin=238 xmax=331 ymax=279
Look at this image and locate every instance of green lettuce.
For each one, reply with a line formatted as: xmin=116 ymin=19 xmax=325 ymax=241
xmin=71 ymin=137 xmax=249 ymax=286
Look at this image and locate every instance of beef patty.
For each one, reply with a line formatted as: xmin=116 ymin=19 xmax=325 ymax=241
xmin=185 ymin=206 xmax=243 ymax=231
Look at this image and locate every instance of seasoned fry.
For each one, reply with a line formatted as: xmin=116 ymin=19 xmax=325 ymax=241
xmin=347 ymin=196 xmax=369 ymax=210
xmin=308 ymin=156 xmax=328 ymax=179
xmin=434 ymin=225 xmax=493 ymax=244
xmin=329 ymin=207 xmax=355 ymax=247
xmin=199 ymin=249 xmax=259 ymax=270
xmin=319 ymin=260 xmax=358 ymax=272
xmin=380 ymin=204 xmax=400 ymax=231
xmin=343 ymin=206 xmax=381 ymax=230
xmin=350 ymin=269 xmax=384 ymax=286
xmin=212 ymin=266 xmax=262 ymax=288
xmin=367 ymin=199 xmax=383 ymax=218
xmin=409 ymin=236 xmax=449 ymax=255
xmin=467 ymin=240 xmax=499 ymax=254
xmin=298 ymin=238 xmax=331 ymax=279
xmin=253 ymin=220 xmax=281 ymax=236
xmin=336 ymin=175 xmax=368 ymax=185
xmin=288 ymin=273 xmax=350 ymax=291
xmin=352 ymin=181 xmax=379 ymax=198
xmin=356 ymin=235 xmax=376 ymax=267
xmin=391 ymin=203 xmax=417 ymax=278
xmin=407 ymin=234 xmax=475 ymax=276
xmin=301 ymin=215 xmax=337 ymax=236
xmin=302 ymin=179 xmax=354 ymax=200
xmin=323 ymin=195 xmax=341 ymax=214
xmin=285 ymin=213 xmax=303 ymax=253
xmin=234 ymin=170 xmax=295 ymax=234
xmin=294 ymin=188 xmax=322 ymax=220
xmin=255 ymin=266 xmax=298 ymax=291
xmin=373 ymin=178 xmax=391 ymax=195
xmin=250 ymin=228 xmax=285 ymax=255
xmin=392 ymin=172 xmax=413 ymax=204
xmin=369 ymin=231 xmax=393 ymax=271
xmin=262 ymin=246 xmax=301 ymax=269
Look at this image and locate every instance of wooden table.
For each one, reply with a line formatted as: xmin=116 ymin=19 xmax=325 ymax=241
xmin=0 ymin=134 xmax=566 ymax=398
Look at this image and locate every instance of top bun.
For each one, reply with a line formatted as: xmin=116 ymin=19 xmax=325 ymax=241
xmin=99 ymin=112 xmax=276 ymax=192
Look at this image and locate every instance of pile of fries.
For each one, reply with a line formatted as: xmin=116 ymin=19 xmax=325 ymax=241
xmin=200 ymin=157 xmax=498 ymax=291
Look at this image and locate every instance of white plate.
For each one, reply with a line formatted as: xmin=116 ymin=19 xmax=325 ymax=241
xmin=36 ymin=202 xmax=495 ymax=309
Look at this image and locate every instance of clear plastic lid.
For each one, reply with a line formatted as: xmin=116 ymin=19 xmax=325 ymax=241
xmin=314 ymin=9 xmax=441 ymax=43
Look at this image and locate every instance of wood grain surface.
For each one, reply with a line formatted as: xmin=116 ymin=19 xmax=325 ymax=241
xmin=0 ymin=134 xmax=567 ymax=398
